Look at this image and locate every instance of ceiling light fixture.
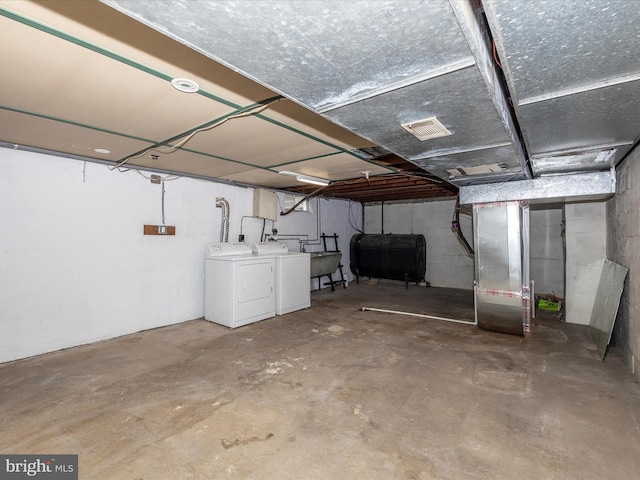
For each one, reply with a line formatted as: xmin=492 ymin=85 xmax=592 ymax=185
xmin=296 ymin=175 xmax=330 ymax=186
xmin=171 ymin=77 xmax=199 ymax=93
xmin=279 ymin=171 xmax=330 ymax=186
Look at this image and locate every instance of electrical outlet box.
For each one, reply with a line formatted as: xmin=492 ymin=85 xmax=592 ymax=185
xmin=158 ymin=225 xmax=167 ymax=235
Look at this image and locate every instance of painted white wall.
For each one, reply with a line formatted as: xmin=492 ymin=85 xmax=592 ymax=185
xmin=0 ymin=148 xmax=360 ymax=362
xmin=364 ymin=199 xmax=474 ymax=289
xmin=273 ymin=195 xmax=362 ymax=290
xmin=607 ymin=143 xmax=640 ymax=378
xmin=529 ymin=208 xmax=564 ymax=297
xmin=564 ymin=202 xmax=607 ymax=325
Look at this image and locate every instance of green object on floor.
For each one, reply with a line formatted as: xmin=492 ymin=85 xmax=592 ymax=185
xmin=538 ymin=298 xmax=560 ymax=311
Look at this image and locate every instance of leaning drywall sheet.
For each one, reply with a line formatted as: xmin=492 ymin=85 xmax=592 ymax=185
xmin=589 ymin=259 xmax=628 ymax=361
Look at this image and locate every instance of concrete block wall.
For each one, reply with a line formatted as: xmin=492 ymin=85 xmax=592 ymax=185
xmin=530 ymin=208 xmax=564 ymax=297
xmin=363 ymin=200 xmax=566 ymax=293
xmin=564 ymin=202 xmax=607 ymax=325
xmin=364 ymin=199 xmax=475 ymax=289
xmin=607 ymin=143 xmax=640 ymax=378
xmin=0 ymin=148 xmax=360 ymax=362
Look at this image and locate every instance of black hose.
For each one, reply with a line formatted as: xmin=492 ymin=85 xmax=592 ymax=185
xmin=452 ymin=196 xmax=474 ymax=256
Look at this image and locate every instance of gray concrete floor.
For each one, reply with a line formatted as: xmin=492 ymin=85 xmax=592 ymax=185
xmin=2 ymin=283 xmax=640 ymax=480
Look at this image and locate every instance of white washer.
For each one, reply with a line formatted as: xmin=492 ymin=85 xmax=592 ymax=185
xmin=205 ymin=243 xmax=276 ymax=328
xmin=252 ymin=242 xmax=310 ymax=315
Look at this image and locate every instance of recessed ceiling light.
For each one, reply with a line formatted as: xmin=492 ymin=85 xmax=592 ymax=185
xmin=171 ymin=77 xmax=199 ymax=93
xmin=94 ymin=148 xmax=110 ymax=154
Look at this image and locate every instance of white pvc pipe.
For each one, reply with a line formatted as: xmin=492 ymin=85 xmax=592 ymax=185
xmin=361 ymin=306 xmax=477 ymax=326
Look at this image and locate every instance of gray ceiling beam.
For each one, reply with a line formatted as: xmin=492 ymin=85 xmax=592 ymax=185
xmin=459 ymin=170 xmax=616 ymax=205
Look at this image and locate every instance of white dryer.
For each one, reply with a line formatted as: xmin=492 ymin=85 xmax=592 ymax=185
xmin=205 ymin=243 xmax=275 ymax=328
xmin=252 ymin=242 xmax=310 ymax=315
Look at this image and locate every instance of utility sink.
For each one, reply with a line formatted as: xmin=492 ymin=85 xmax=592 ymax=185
xmin=309 ymin=251 xmax=342 ymax=277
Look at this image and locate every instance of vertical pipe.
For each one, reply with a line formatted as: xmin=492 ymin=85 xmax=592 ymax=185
xmin=161 ymin=181 xmax=166 ymax=226
xmin=224 ymin=199 xmax=230 ymax=242
xmin=381 ymin=201 xmax=385 ymax=234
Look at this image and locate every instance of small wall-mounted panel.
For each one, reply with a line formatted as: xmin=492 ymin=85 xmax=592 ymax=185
xmin=143 ymin=225 xmax=176 ymax=236
xmin=253 ymin=189 xmax=278 ymax=221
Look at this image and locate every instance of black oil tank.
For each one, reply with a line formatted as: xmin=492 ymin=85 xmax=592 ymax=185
xmin=350 ymin=234 xmax=426 ymax=283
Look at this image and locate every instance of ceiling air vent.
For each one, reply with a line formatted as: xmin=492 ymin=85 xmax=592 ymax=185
xmin=401 ymin=117 xmax=452 ymax=141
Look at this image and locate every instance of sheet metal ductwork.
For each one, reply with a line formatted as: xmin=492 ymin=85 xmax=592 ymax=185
xmin=102 ymin=0 xmax=530 ymax=186
xmin=350 ymin=234 xmax=426 ymax=285
xmin=473 ymin=201 xmax=530 ymax=336
xmin=483 ymin=0 xmax=640 ymax=175
xmin=101 ymin=0 xmax=640 ymax=198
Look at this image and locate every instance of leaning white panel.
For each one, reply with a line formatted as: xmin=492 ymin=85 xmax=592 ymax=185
xmin=590 ymin=259 xmax=628 ymax=361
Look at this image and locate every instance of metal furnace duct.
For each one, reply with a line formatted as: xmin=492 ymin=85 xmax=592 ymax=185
xmin=473 ymin=201 xmax=530 ymax=336
xmin=101 ymin=0 xmax=530 ymax=186
xmin=483 ymin=0 xmax=640 ymax=174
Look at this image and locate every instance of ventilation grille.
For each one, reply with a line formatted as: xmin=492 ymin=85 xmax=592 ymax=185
xmin=447 ymin=163 xmax=507 ymax=177
xmin=401 ymin=117 xmax=452 ymax=141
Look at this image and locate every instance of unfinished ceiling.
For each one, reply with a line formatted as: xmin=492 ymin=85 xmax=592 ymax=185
xmin=1 ymin=1 xmax=638 ymax=203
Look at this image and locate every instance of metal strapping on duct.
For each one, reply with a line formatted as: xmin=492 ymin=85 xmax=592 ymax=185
xmin=474 ymin=288 xmax=522 ymax=298
xmin=475 ymin=200 xmax=528 ymax=209
xmin=361 ymin=307 xmax=476 ymax=326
